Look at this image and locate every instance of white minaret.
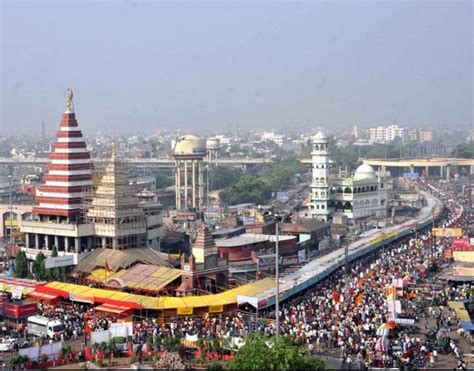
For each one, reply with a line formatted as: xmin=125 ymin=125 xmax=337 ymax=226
xmin=310 ymin=131 xmax=330 ymax=221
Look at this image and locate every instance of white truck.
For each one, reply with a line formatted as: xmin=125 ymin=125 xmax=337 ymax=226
xmin=27 ymin=315 xmax=64 ymax=339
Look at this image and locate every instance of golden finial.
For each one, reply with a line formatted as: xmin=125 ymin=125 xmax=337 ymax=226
xmin=65 ymin=88 xmax=74 ymax=113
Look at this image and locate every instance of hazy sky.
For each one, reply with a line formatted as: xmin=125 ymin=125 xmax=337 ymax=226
xmin=1 ymin=1 xmax=472 ymax=135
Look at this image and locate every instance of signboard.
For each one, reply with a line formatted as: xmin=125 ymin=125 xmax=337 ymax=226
xmin=174 ymin=212 xmax=196 ymax=222
xmin=45 ymin=255 xmax=75 ymax=269
xmin=11 ymin=286 xmax=23 ymax=300
xmin=403 ymin=172 xmax=419 ymax=179
xmin=177 ymin=307 xmax=193 ymax=316
xmin=281 ymin=255 xmax=299 ymax=266
xmin=208 ymin=305 xmax=224 ymax=313
xmin=297 ymin=249 xmax=306 ymax=263
xmin=432 ymin=228 xmax=463 ymax=238
xmin=257 ymin=256 xmax=275 ymax=271
xmin=3 ymin=302 xmax=36 ymax=318
xmin=192 ymin=147 xmax=206 ymax=155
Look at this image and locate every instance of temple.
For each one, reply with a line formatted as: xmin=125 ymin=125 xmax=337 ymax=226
xmin=21 ymin=90 xmax=94 ymax=263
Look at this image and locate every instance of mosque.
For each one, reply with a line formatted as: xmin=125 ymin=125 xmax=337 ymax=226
xmin=309 ymin=131 xmax=388 ymax=221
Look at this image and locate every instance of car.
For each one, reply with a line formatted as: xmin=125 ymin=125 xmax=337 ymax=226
xmin=0 ymin=338 xmax=16 ymax=352
xmin=14 ymin=339 xmax=29 ymax=349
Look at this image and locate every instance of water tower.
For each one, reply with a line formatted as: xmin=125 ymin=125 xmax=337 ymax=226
xmin=206 ymin=137 xmax=221 ymax=166
xmin=173 ymin=135 xmax=207 ymax=212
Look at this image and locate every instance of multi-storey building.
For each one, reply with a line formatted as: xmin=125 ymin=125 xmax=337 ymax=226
xmin=369 ymin=125 xmax=405 ymax=143
xmin=309 ymin=132 xmax=388 ymax=221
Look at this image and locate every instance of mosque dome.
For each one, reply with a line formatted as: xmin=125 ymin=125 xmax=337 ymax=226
xmin=354 ymin=164 xmax=376 ymax=181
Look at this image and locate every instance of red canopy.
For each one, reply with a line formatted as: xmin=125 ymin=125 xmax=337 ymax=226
xmin=28 ymin=291 xmax=61 ymax=304
xmin=94 ymin=303 xmax=133 ymax=316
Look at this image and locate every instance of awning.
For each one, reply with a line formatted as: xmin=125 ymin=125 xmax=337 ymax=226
xmin=94 ymin=303 xmax=133 ymax=315
xmin=70 ymin=292 xmax=95 ymax=304
xmin=28 ymin=291 xmax=61 ymax=304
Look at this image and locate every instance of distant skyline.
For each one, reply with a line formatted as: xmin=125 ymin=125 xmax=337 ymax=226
xmin=1 ymin=1 xmax=472 ymax=135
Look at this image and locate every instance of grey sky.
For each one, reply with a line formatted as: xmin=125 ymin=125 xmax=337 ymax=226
xmin=1 ymin=1 xmax=472 ymax=134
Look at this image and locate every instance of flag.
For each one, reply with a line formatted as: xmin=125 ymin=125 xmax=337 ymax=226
xmin=104 ymin=258 xmax=111 ymax=273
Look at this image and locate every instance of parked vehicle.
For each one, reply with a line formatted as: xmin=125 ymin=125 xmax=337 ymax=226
xmin=27 ymin=316 xmax=64 ymax=339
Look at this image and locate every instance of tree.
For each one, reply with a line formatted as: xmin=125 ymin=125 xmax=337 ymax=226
xmin=453 ymin=143 xmax=474 ymax=159
xmin=209 ymin=166 xmax=242 ymax=191
xmin=47 ymin=246 xmax=59 ymax=280
xmin=220 ymin=176 xmax=272 ymax=206
xmin=230 ymin=334 xmax=325 ymax=371
xmin=155 ymin=174 xmax=173 ymax=189
xmin=14 ymin=251 xmax=28 ymax=279
xmin=32 ymin=252 xmax=47 ymax=281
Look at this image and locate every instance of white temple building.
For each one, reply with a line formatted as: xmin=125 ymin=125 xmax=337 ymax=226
xmin=309 ymin=132 xmax=387 ymax=221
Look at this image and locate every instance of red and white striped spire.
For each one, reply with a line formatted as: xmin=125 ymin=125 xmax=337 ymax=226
xmin=33 ymin=89 xmax=92 ymax=217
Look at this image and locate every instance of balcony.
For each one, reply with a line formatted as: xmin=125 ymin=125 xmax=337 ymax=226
xmin=20 ymin=246 xmax=88 ymax=265
xmin=20 ymin=220 xmax=94 ymax=237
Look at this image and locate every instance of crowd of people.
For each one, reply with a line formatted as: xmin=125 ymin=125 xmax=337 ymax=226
xmin=37 ymin=302 xmax=117 ymax=342
xmin=32 ymin=178 xmax=471 ymax=368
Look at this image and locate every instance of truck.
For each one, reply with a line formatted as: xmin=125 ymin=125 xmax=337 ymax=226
xmin=27 ymin=315 xmax=64 ymax=339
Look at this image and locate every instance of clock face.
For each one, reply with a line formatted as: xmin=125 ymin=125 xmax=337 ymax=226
xmin=184 ymin=265 xmax=190 ymax=271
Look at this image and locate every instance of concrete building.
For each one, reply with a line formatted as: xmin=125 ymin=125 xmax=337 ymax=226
xmin=21 ymin=90 xmax=94 ymax=263
xmin=0 ymin=204 xmax=33 ymax=238
xmin=173 ymin=135 xmax=206 ymax=213
xmin=309 ymin=132 xmax=388 ymax=221
xmin=86 ymin=146 xmax=147 ymax=250
xmin=369 ymin=125 xmax=405 ymax=143
xmin=408 ymin=128 xmax=433 ymax=143
xmin=136 ymin=189 xmax=163 ymax=250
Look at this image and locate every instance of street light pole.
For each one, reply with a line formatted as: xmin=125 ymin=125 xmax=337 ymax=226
xmin=8 ymin=171 xmax=13 ymax=244
xmin=275 ymin=221 xmax=280 ymax=340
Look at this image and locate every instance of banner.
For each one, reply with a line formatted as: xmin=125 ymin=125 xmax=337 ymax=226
xmin=208 ymin=305 xmax=223 ymax=313
xmin=11 ymin=286 xmax=23 ymax=300
xmin=432 ymin=228 xmax=462 ymax=238
xmin=177 ymin=307 xmax=193 ymax=316
xmin=385 ymin=286 xmax=397 ymax=300
xmin=45 ymin=255 xmax=75 ymax=269
xmin=391 ymin=278 xmax=404 ymax=288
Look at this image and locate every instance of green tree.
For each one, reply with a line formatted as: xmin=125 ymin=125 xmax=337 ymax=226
xmin=230 ymin=335 xmax=325 ymax=371
xmin=260 ymin=158 xmax=305 ymax=191
xmin=32 ymin=252 xmax=47 ymax=281
xmin=155 ymin=174 xmax=173 ymax=189
xmin=220 ymin=175 xmax=272 ymax=206
xmin=209 ymin=166 xmax=242 ymax=191
xmin=14 ymin=251 xmax=28 ymax=279
xmin=47 ymin=246 xmax=59 ymax=280
xmin=453 ymin=143 xmax=474 ymax=159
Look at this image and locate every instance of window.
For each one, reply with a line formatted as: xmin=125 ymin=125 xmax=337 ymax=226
xmin=321 ymin=205 xmax=325 ymax=209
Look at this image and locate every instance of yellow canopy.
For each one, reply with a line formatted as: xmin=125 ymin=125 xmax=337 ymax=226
xmin=44 ymin=277 xmax=275 ymax=311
